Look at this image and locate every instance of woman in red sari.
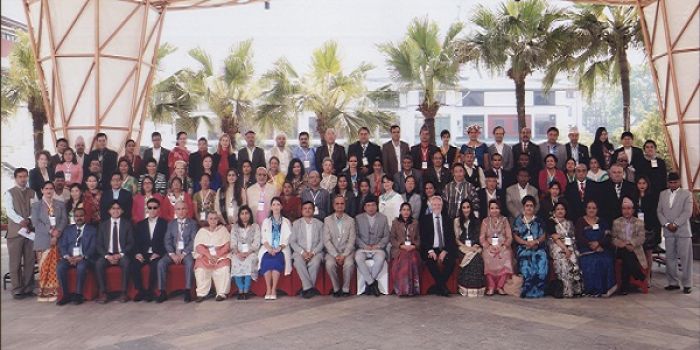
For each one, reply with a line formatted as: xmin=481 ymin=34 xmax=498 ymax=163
xmin=168 ymin=131 xmax=190 ymax=176
xmin=280 ymin=181 xmax=301 ymax=222
xmin=119 ymin=139 xmax=144 ymax=176
xmin=132 ymin=175 xmax=168 ymax=223
xmin=215 ymin=133 xmax=238 ymax=180
xmin=390 ymin=202 xmax=421 ymax=296
xmin=82 ymin=174 xmax=102 ymax=224
xmin=162 ymin=176 xmax=195 ymax=220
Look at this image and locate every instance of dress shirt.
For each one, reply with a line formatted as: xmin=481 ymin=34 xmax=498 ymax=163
xmin=112 ymin=189 xmax=120 ymax=200
xmin=494 ymin=142 xmax=505 ymax=156
xmin=518 ymin=184 xmax=528 ymax=200
xmin=152 ymin=147 xmax=161 ymax=164
xmin=624 ymin=147 xmax=632 ymax=165
xmin=393 ymin=141 xmax=402 ymax=166
xmin=669 ymin=189 xmax=677 ymax=208
xmin=304 ymin=220 xmax=314 ymax=251
xmin=367 ymin=213 xmax=376 ymax=230
xmin=148 ymin=217 xmax=157 ymax=253
xmin=570 ymin=143 xmax=579 ymax=163
xmin=4 ymin=187 xmax=35 ymax=224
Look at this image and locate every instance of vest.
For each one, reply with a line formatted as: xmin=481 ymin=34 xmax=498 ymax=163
xmin=7 ymin=187 xmax=35 ymax=238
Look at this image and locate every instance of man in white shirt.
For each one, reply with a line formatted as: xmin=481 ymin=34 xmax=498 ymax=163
xmin=269 ymin=133 xmax=292 ymax=173
xmin=4 ymin=168 xmax=37 ymax=299
xmin=95 ymin=201 xmax=135 ymax=303
xmin=131 ymin=198 xmax=168 ymax=302
xmin=487 ymin=126 xmax=513 ymax=171
xmin=289 ymin=202 xmax=325 ymax=298
xmin=143 ymin=132 xmax=170 ymax=176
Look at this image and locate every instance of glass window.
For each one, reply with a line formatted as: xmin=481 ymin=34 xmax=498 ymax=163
xmin=566 ymin=90 xmax=575 ymax=99
xmin=533 ymin=91 xmax=556 ymax=106
xmin=461 ymin=91 xmax=484 ymax=106
xmin=534 ymin=114 xmax=557 ymax=140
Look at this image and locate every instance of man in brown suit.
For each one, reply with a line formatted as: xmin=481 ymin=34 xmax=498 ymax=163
xmin=4 ymin=168 xmax=37 ymax=298
xmin=381 ymin=125 xmax=410 ymax=177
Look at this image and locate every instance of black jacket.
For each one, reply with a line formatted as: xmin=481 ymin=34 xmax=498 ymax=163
xmin=134 ymin=217 xmax=168 ymax=257
xmin=100 ymin=188 xmax=133 ymax=221
xmin=418 ymin=209 xmax=456 ymax=260
xmin=315 ymin=143 xmax=347 ymax=175
xmin=347 ymin=141 xmax=382 ymax=172
xmin=142 ymin=147 xmax=170 ymax=177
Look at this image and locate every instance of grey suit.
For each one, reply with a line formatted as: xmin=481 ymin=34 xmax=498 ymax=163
xmin=289 ymin=217 xmax=325 ymax=291
xmin=539 ymin=142 xmax=567 ymax=170
xmin=354 ymin=212 xmax=390 ymax=285
xmin=323 ymin=213 xmax=356 ymax=292
xmin=487 ymin=143 xmax=514 ymax=171
xmin=157 ymin=218 xmax=197 ymax=291
xmin=657 ymin=188 xmax=694 ymax=287
xmin=505 ymin=183 xmax=539 ymax=220
xmin=30 ymin=199 xmax=67 ymax=251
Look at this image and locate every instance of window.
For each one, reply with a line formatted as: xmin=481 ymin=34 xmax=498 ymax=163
xmin=534 ymin=91 xmax=556 ymax=106
xmin=461 ymin=91 xmax=484 ymax=106
xmin=534 ymin=114 xmax=556 ymax=140
xmin=417 ymin=91 xmax=446 ymax=105
xmin=456 ymin=115 xmax=484 ymax=142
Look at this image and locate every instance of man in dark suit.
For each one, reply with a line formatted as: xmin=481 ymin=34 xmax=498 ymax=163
xmin=100 ymin=173 xmax=133 ymax=221
xmin=348 ymin=127 xmax=382 ymax=175
xmin=423 ymin=150 xmax=452 ymax=194
xmin=565 ymin=127 xmax=590 ymax=166
xmin=49 ymin=138 xmax=68 ymax=172
xmin=87 ymin=133 xmax=119 ymax=190
xmin=611 ymin=131 xmax=645 ymax=171
xmin=410 ymin=126 xmax=439 ymax=171
xmin=315 ymin=128 xmax=347 ymax=175
xmin=131 ymin=198 xmax=168 ymax=302
xmin=478 ymin=171 xmax=508 ymax=219
xmin=490 ymin=153 xmax=514 ymax=190
xmin=600 ymin=164 xmax=635 ymax=224
xmin=419 ymin=196 xmax=456 ymax=296
xmin=564 ymin=164 xmax=597 ymax=221
xmin=237 ymin=130 xmax=267 ymax=171
xmin=95 ymin=201 xmax=135 ymax=303
xmin=188 ymin=137 xmax=211 ymax=183
xmin=56 ymin=208 xmax=96 ymax=305
xmin=511 ymin=127 xmax=542 ymax=176
xmin=381 ymin=125 xmax=410 ymax=177
xmin=394 ymin=156 xmax=423 ymax=194
xmin=142 ymin=131 xmax=170 ymax=177
xmin=156 ymin=201 xmax=197 ymax=303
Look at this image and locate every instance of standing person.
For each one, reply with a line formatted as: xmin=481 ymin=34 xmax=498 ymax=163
xmin=538 ymin=154 xmax=567 ymax=195
xmin=230 ymin=206 xmax=261 ymax=300
xmin=480 ymin=200 xmax=513 ymax=296
xmin=142 ymin=132 xmax=170 ymax=177
xmin=168 ymin=131 xmax=190 ymax=177
xmin=478 ymin=171 xmax=507 ymax=220
xmin=487 ymin=126 xmax=513 ymax=171
xmin=269 ymin=133 xmax=292 ymax=173
xmin=66 ymin=183 xmax=97 ymax=225
xmin=117 ymin=159 xmax=138 ymax=193
xmin=280 ymin=181 xmax=302 ymax=222
xmin=49 ymin=138 xmax=69 ymax=172
xmin=119 ymin=139 xmax=143 ymax=176
xmin=538 ymin=182 xmax=565 ymax=219
xmin=505 ymin=168 xmax=539 ymax=220
xmin=52 ymin=172 xmax=70 ymax=202
xmin=240 ymin=160 xmax=255 ymax=189
xmin=138 ymin=159 xmax=168 ymax=196
xmin=246 ymin=167 xmax=279 ymax=226
xmin=615 ymin=152 xmax=636 ymax=182
xmin=289 ymin=202 xmax=325 ymax=298
xmin=438 ymin=130 xmax=459 ymax=169
xmin=74 ymin=136 xmax=87 ymax=172
xmin=586 ymin=157 xmax=609 ymax=183
xmin=238 ymin=131 xmax=266 ymax=171
xmin=323 ymin=195 xmax=356 ymax=297
xmin=355 ymin=196 xmax=391 ymax=296
xmin=83 ymin=174 xmax=103 ymax=223
xmin=285 ymin=159 xmax=308 ymax=196
xmin=637 ymin=140 xmax=668 ymax=194
xmin=454 ymin=199 xmax=485 ymax=297
xmin=538 ymin=127 xmax=566 ymax=170
xmin=258 ymin=197 xmax=292 ymax=300
xmin=462 ymin=148 xmax=486 ymax=190
xmin=394 ymin=156 xmax=423 ymax=194
xmin=389 ymin=202 xmax=421 ymax=297
xmin=611 ymin=198 xmax=647 ymax=295
xmin=333 ymin=175 xmax=357 ymax=217
xmin=292 ymin=132 xmax=317 ymax=173
xmin=213 ymin=133 xmax=239 ymax=181
xmin=461 ymin=125 xmax=490 ymax=169
xmin=657 ymin=173 xmax=694 ymax=294
xmin=55 ymin=148 xmax=82 ymax=185
xmin=611 ymin=131 xmax=645 ymax=172
xmin=381 ymin=125 xmax=410 ymax=176
xmin=131 ymin=176 xmax=167 ymax=223
xmin=188 ymin=137 xmax=212 ymax=185
xmin=490 ymin=153 xmax=514 ymax=190
xmin=94 ymin=201 xmax=135 ymax=303
xmin=511 ymin=127 xmax=542 ymax=176
xmin=215 ymin=169 xmax=242 ymax=229
xmin=590 ymin=127 xmax=615 ymax=170
xmin=56 ymin=208 xmax=96 ymax=305
xmin=193 ymin=154 xmax=221 ymax=192
xmin=88 ymin=133 xmax=119 ymax=189
xmin=633 ymin=176 xmax=661 ymax=279
xmin=319 ymin=158 xmax=338 ymax=192
xmin=315 ymin=128 xmax=347 ymax=175
xmin=193 ymin=174 xmax=216 ymax=225
xmin=192 ymin=211 xmax=232 ymax=302
xmin=157 ymin=201 xmax=197 ymax=303
xmin=354 ymin=179 xmax=372 ymax=216
xmin=164 ymin=177 xmax=195 ymax=220
xmin=419 ymin=196 xmax=456 ymax=296
xmin=402 ymin=176 xmax=422 ymax=220
xmin=575 ymin=200 xmax=616 ymax=297
xmin=100 ymin=173 xmax=133 ymax=221
xmin=341 ymin=155 xmax=364 ymax=195
xmin=547 ymin=202 xmax=583 ymax=298
xmin=31 ymin=181 xmax=67 ymax=302
xmin=29 ymin=151 xmax=54 ymax=199
xmin=564 ymin=158 xmax=577 ymax=184
xmin=512 ymin=196 xmax=548 ymax=298
xmin=423 ymin=151 xmax=452 ymax=194
xmin=410 ymin=126 xmax=439 ymax=171
xmin=268 ymin=156 xmax=287 ymax=194
xmin=565 ymin=127 xmax=590 ymax=166
xmin=378 ymin=176 xmax=403 ymax=222
xmin=443 ymin=163 xmax=479 ymax=219
xmin=367 ymin=159 xmax=386 ymax=197
xmin=300 ymin=171 xmax=330 ymax=221
xmin=600 ymin=164 xmax=635 ymax=223
xmin=131 ymin=198 xmax=168 ymax=302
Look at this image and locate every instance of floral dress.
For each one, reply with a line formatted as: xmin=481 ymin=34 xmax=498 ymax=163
xmin=513 ymin=215 xmax=548 ymax=298
xmin=547 ymin=218 xmax=583 ymax=297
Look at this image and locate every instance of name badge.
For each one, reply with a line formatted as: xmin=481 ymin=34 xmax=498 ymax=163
xmin=564 ymin=237 xmax=572 ymax=246
xmin=199 ymin=212 xmax=206 ymax=221
xmin=474 ymin=211 xmax=479 ymax=219
xmin=404 ymin=240 xmax=411 ymax=246
xmin=303 ymin=160 xmax=311 ymax=168
xmin=592 ymin=224 xmax=599 ymax=230
xmin=226 ymin=207 xmax=234 ymax=218
xmin=72 ymin=246 xmax=82 ymax=257
xmin=362 ymin=157 xmax=369 ymax=166
xmin=651 ymin=159 xmax=658 ymax=168
xmin=240 ymin=243 xmax=249 ymax=253
xmin=314 ymin=207 xmax=319 ymax=216
xmin=69 ymin=217 xmax=76 ymax=225
xmin=177 ymin=241 xmax=185 ymax=250
xmin=208 ymin=246 xmax=217 ymax=256
xmin=257 ymin=202 xmax=265 ymax=212
xmin=421 ymin=161 xmax=428 ymax=169
xmin=49 ymin=216 xmax=56 ymax=227
xmin=526 ymin=235 xmax=534 ymax=242
xmin=65 ymin=172 xmax=72 ymax=182
xmin=465 ymin=239 xmax=472 ymax=247
xmin=148 ymin=247 xmax=153 ymax=254
xmin=637 ymin=212 xmax=645 ymax=222
xmin=491 ymin=237 xmax=499 ymax=246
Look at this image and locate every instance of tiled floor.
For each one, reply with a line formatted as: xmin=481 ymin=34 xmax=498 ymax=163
xmin=1 ymin=238 xmax=698 ymax=350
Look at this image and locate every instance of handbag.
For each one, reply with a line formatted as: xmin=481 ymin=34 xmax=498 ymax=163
xmin=503 ymin=274 xmax=523 ymax=296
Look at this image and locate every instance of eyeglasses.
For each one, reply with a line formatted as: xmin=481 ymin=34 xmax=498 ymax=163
xmin=147 ymin=206 xmax=159 ymax=210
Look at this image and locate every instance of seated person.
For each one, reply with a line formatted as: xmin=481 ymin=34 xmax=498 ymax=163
xmin=131 ymin=198 xmax=168 ymax=302
xmin=389 ymin=203 xmax=421 ymax=297
xmin=56 ymin=208 xmax=96 ymax=305
xmin=419 ymin=196 xmax=456 ymax=297
xmin=323 ymin=195 xmax=356 ymax=297
xmin=193 ymin=211 xmax=231 ymax=302
xmin=611 ymin=197 xmax=647 ymax=295
xmin=512 ymin=196 xmax=548 ymax=298
xmin=479 ymin=199 xmax=513 ymax=296
xmin=95 ymin=201 xmax=135 ymax=303
xmin=355 ymin=195 xmax=391 ymax=296
xmin=156 ymin=201 xmax=197 ymax=303
xmin=289 ymin=202 xmax=325 ymax=298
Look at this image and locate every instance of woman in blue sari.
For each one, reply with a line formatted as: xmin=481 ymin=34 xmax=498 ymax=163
xmin=574 ymin=200 xmax=616 ymax=297
xmin=512 ymin=195 xmax=548 ymax=298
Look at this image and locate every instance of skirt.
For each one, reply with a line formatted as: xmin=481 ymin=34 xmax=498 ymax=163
xmin=391 ymin=250 xmax=421 ymax=296
xmin=457 ymin=252 xmax=485 ymax=290
xmin=259 ymin=252 xmax=285 ymax=275
xmin=38 ymin=247 xmax=59 ymax=298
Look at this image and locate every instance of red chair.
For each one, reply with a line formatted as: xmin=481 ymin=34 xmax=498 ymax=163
xmin=105 ymin=265 xmax=128 ymax=294
xmin=57 ymin=268 xmax=98 ymax=300
xmin=615 ymin=259 xmax=649 ymax=294
xmin=156 ymin=263 xmax=196 ymax=298
xmin=289 ymin=265 xmax=327 ymax=295
xmin=420 ymin=261 xmax=458 ymax=295
xmin=321 ymin=265 xmax=357 ymax=295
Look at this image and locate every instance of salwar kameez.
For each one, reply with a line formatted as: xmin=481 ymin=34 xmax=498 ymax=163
xmin=194 ymin=226 xmax=231 ymax=297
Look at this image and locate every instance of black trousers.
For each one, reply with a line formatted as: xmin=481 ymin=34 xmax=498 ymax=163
xmin=424 ymin=248 xmax=454 ymax=290
xmin=616 ymin=249 xmax=645 ymax=288
xmin=95 ymin=255 xmax=131 ymax=294
xmin=130 ymin=256 xmax=161 ymax=293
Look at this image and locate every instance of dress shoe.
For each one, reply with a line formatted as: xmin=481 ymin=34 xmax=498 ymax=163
xmin=183 ymin=291 xmax=192 ymax=303
xmin=341 ymin=291 xmax=351 ymax=297
xmin=301 ymin=289 xmax=312 ymax=299
xmin=237 ymin=293 xmax=244 ymax=300
xmin=242 ymin=293 xmax=249 ymax=300
xmin=56 ymin=297 xmax=71 ymax=306
xmin=195 ymin=296 xmax=205 ymax=303
xmin=664 ymin=285 xmax=681 ymax=291
xmin=683 ymin=287 xmax=692 ymax=294
xmin=427 ymin=285 xmax=438 ymax=295
xmin=215 ymin=294 xmax=226 ymax=302
xmin=72 ymin=294 xmax=84 ymax=305
xmin=95 ymin=293 xmax=109 ymax=304
xmin=133 ymin=291 xmax=144 ymax=302
xmin=332 ymin=290 xmax=341 ymax=298
xmin=372 ymin=282 xmax=381 ymax=297
xmin=310 ymin=288 xmax=321 ymax=296
xmin=144 ymin=292 xmax=154 ymax=302
xmin=156 ymin=291 xmax=168 ymax=303
xmin=12 ymin=294 xmax=26 ymax=300
xmin=119 ymin=294 xmax=130 ymax=303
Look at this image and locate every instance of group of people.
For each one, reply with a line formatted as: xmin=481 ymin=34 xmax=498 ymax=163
xmin=4 ymin=123 xmax=695 ymax=306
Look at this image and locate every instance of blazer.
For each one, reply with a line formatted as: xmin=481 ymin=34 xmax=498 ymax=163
xmin=323 ymin=213 xmax=356 ymax=257
xmin=478 ymin=188 xmax=507 ymax=219
xmin=58 ymin=223 xmax=97 ymax=260
xmin=87 ymin=148 xmax=119 ymax=189
xmin=289 ymin=217 xmax=325 ymax=255
xmin=258 ymin=217 xmax=293 ymax=275
xmin=491 ymin=167 xmax=515 ymax=190
xmin=28 ymin=167 xmax=55 ymax=200
xmin=164 ymin=218 xmax=198 ymax=255
xmin=505 ymin=183 xmax=539 ymax=219
xmin=394 ymin=169 xmax=423 ymax=194
xmin=354 ymin=212 xmax=391 ymax=250
xmin=381 ymin=140 xmax=410 ymax=176
xmin=300 ymin=187 xmax=331 ymax=221
xmin=511 ymin=141 xmax=542 ymax=174
xmin=315 ymin=143 xmax=347 ymax=175
xmin=611 ymin=216 xmax=647 ymax=267
xmin=418 ymin=213 xmax=457 ymax=260
xmin=212 ymin=152 xmax=239 ymax=178
xmin=238 ymin=146 xmax=267 ymax=171
xmin=30 ymin=199 xmax=68 ymax=251
xmin=423 ymin=167 xmax=452 ymax=194
xmin=657 ymin=188 xmax=694 ymax=238
xmin=599 ymin=180 xmax=636 ymax=223
xmin=99 ymin=188 xmax=133 ymax=221
xmin=539 ymin=142 xmax=567 ymax=170
xmin=611 ymin=146 xmax=645 ymax=172
xmin=635 ymin=157 xmax=667 ymax=194
xmin=410 ymin=143 xmax=439 ymax=171
xmin=565 ymin=143 xmax=590 ymax=166
xmin=538 ymin=168 xmax=568 ymax=193
xmin=564 ymin=179 xmax=598 ymax=221
xmin=96 ymin=218 xmax=135 ymax=257
xmin=389 ymin=218 xmax=420 ymax=259
xmin=187 ymin=151 xmax=212 ymax=183
xmin=348 ymin=141 xmax=382 ymax=171
xmin=487 ymin=143 xmax=514 ymax=171
xmin=134 ymin=217 xmax=168 ymax=257
xmin=142 ymin=147 xmax=170 ymax=176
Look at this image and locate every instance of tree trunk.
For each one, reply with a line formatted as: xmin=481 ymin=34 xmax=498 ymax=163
xmin=220 ymin=116 xmax=239 ymax=148
xmin=618 ymin=48 xmax=631 ymax=131
xmin=315 ymin=112 xmax=327 ymax=147
xmin=418 ymin=97 xmax=440 ymax=145
xmin=28 ymin=95 xmax=46 ymax=153
xmin=514 ymin=75 xmax=527 ymax=131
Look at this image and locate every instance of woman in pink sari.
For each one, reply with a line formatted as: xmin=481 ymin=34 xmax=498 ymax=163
xmin=479 ymin=199 xmax=513 ymax=296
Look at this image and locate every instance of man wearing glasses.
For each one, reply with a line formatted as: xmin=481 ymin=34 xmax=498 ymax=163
xmin=131 ymin=198 xmax=168 ymax=302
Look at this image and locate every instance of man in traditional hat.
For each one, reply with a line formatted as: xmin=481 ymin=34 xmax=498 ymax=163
xmin=565 ymin=126 xmax=590 ymax=166
xmin=657 ymin=172 xmax=694 ymax=294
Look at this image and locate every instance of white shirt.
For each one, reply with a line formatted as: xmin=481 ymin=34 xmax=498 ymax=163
xmin=148 ymin=217 xmax=158 ymax=253
xmin=4 ymin=187 xmax=37 ymax=224
xmin=304 ymin=220 xmax=314 ymax=251
xmin=570 ymin=143 xmax=579 ymax=163
xmin=518 ymin=184 xmax=528 ymax=200
xmin=624 ymin=147 xmax=632 ymax=164
xmin=494 ymin=142 xmax=505 ymax=155
xmin=152 ymin=147 xmax=161 ymax=164
xmin=112 ymin=189 xmax=120 ymax=200
xmin=393 ymin=141 xmax=402 ymax=165
xmin=432 ymin=216 xmax=443 ymax=249
xmin=486 ymin=189 xmax=497 ymax=202
xmin=669 ymin=189 xmax=678 ymax=208
xmin=109 ymin=218 xmax=122 ymax=254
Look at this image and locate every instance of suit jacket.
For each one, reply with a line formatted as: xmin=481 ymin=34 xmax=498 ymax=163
xmin=381 ymin=140 xmax=410 ymax=176
xmin=87 ymin=148 xmax=118 ymax=189
xmin=478 ymin=188 xmax=507 ymax=219
xmin=611 ymin=216 xmax=647 ymax=267
xmin=538 ymin=142 xmax=567 ymax=170
xmin=134 ymin=217 xmax=168 ymax=257
xmin=164 ymin=218 xmax=198 ymax=255
xmin=393 ymin=169 xmax=423 ymax=194
xmin=315 ymin=143 xmax=347 ymax=175
xmin=238 ymin=146 xmax=267 ymax=171
xmin=28 ymin=167 xmax=55 ymax=200
xmin=565 ymin=143 xmax=590 ymax=166
xmin=491 ymin=167 xmax=515 ymax=190
xmin=423 ymin=167 xmax=452 ymax=194
xmin=323 ymin=213 xmax=356 ymax=257
xmin=599 ymin=180 xmax=636 ymax=223
xmin=348 ymin=141 xmax=382 ymax=171
xmin=418 ymin=214 xmax=457 ymax=260
xmin=100 ymin=188 xmax=133 ymax=221
xmin=30 ymin=199 xmax=68 ymax=251
xmin=487 ymin=143 xmax=514 ymax=171
xmin=657 ymin=188 xmax=694 ymax=238
xmin=289 ymin=217 xmax=325 ymax=255
xmin=636 ymin=157 xmax=667 ymax=194
xmin=511 ymin=141 xmax=542 ymax=174
xmin=564 ymin=179 xmax=598 ymax=221
xmin=611 ymin=146 xmax=645 ymax=171
xmin=410 ymin=143 xmax=439 ymax=171
xmin=355 ymin=212 xmax=391 ymax=250
xmin=188 ymin=151 xmax=211 ymax=182
xmin=96 ymin=218 xmax=135 ymax=257
xmin=300 ymin=187 xmax=331 ymax=221
xmin=58 ymin=224 xmax=97 ymax=260
xmin=505 ymin=183 xmax=539 ymax=219
xmin=142 ymin=147 xmax=171 ymax=176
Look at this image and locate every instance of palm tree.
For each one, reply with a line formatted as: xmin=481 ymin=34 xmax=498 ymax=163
xmin=379 ymin=18 xmax=465 ymax=145
xmin=1 ymin=32 xmax=47 ymax=153
xmin=462 ymin=0 xmax=570 ymax=130
xmin=544 ymin=5 xmax=641 ymax=131
xmin=258 ymin=41 xmax=395 ymax=145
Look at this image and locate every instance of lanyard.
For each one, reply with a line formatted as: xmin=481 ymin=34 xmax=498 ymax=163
xmin=302 ymin=148 xmax=311 ymax=160
xmin=75 ymin=226 xmax=84 ymax=246
xmin=310 ymin=189 xmax=320 ymax=204
xmin=44 ymin=199 xmax=54 ymax=216
xmin=421 ymin=146 xmax=429 ymax=161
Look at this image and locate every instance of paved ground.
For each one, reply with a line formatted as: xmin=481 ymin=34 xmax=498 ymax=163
xmin=1 ymin=237 xmax=699 ymax=350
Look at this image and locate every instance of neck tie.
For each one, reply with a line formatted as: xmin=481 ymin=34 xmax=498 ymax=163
xmin=76 ymin=227 xmax=82 ymax=247
xmin=112 ymin=221 xmax=120 ymax=254
xmin=522 ymin=143 xmax=526 ymax=152
xmin=435 ymin=217 xmax=444 ymax=249
xmin=178 ymin=221 xmax=184 ymax=242
xmin=579 ymin=182 xmax=585 ymax=201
